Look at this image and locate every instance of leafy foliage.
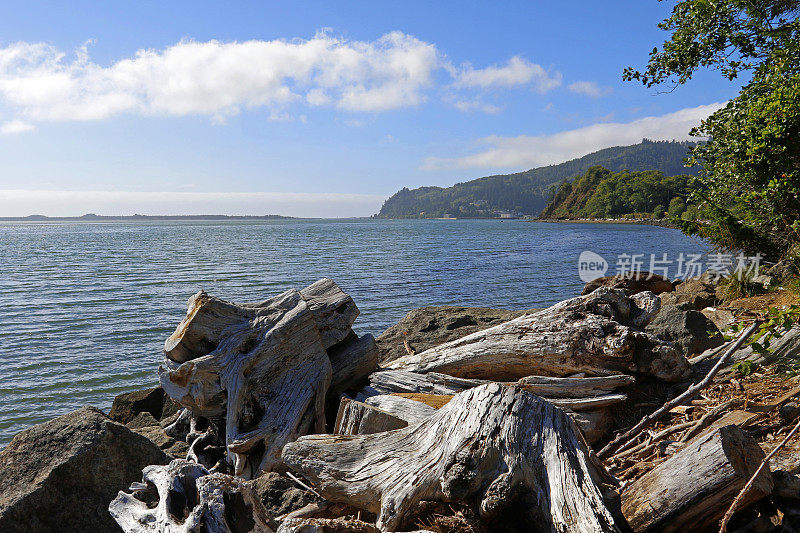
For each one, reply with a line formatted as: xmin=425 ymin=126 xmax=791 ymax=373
xmin=728 ymin=304 xmax=800 ymax=373
xmin=538 ymin=166 xmax=695 ymax=219
xmin=376 ymin=140 xmax=697 ymax=218
xmin=626 ymin=0 xmax=800 ymax=260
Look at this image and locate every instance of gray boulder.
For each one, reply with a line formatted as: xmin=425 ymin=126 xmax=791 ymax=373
xmin=107 ymin=386 xmax=180 ymax=425
xmin=250 ymin=471 xmax=319 ymax=518
xmin=645 ymin=303 xmax=724 ymax=357
xmin=376 ymin=306 xmax=530 ymax=364
xmin=662 ymin=275 xmax=720 ymax=310
xmin=582 ymin=271 xmax=675 ymax=296
xmin=0 ymin=406 xmax=168 ymax=533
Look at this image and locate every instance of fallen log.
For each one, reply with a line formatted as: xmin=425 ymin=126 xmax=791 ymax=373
xmin=620 ymin=425 xmax=773 ymax=533
xmin=334 ymin=398 xmax=408 ymax=435
xmin=283 ymin=383 xmax=618 ymax=532
xmin=363 ymin=395 xmax=436 ymax=424
xmin=366 ymin=370 xmax=486 ymax=396
xmin=384 ymin=288 xmax=689 ymax=382
xmin=159 ymin=279 xmax=359 ymax=477
xmin=110 ymin=459 xmax=275 ymax=533
xmin=516 ymin=374 xmax=635 ymax=398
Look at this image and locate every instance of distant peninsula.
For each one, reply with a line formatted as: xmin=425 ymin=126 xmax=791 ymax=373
xmin=375 ymin=139 xmax=698 ymax=219
xmin=0 ymin=213 xmax=297 ymax=222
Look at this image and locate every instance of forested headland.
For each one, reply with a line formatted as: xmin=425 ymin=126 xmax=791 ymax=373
xmin=538 ymin=166 xmax=697 ymax=221
xmin=375 ymin=139 xmax=697 ymax=219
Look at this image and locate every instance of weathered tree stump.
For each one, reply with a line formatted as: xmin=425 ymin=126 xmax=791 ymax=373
xmin=283 ymin=383 xmax=618 ymax=532
xmin=620 ymin=424 xmax=774 ymax=532
xmin=109 ymin=459 xmax=274 ymax=533
xmin=384 ymin=288 xmax=689 ymax=382
xmin=159 ymin=279 xmax=360 ymax=477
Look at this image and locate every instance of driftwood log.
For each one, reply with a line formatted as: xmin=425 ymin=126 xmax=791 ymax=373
xmin=334 ymin=398 xmax=408 ymax=435
xmin=159 ymin=279 xmax=372 ymax=478
xmin=365 ymin=370 xmax=486 ymax=396
xmin=363 ymin=395 xmax=436 ymax=424
xmin=620 ymin=425 xmax=773 ymax=533
xmin=384 ymin=288 xmax=689 ymax=382
xmin=109 ymin=459 xmax=274 ymax=533
xmin=283 ymin=383 xmax=618 ymax=532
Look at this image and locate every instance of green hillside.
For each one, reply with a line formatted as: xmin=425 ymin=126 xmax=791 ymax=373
xmin=376 ymin=139 xmax=697 ymax=218
xmin=539 ymin=166 xmax=696 ymax=219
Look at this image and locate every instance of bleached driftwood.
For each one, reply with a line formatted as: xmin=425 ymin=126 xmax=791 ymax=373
xmin=620 ymin=425 xmax=773 ymax=533
xmin=366 ymin=370 xmax=486 ymax=396
xmin=364 ymin=395 xmax=436 ymax=424
xmin=300 ymin=278 xmax=360 ymax=349
xmin=334 ymin=398 xmax=408 ymax=435
xmin=159 ymin=279 xmax=359 ymax=477
xmin=283 ymin=383 xmax=618 ymax=532
xmin=516 ymin=374 xmax=635 ymax=398
xmin=384 ymin=288 xmax=689 ymax=382
xmin=328 ymin=333 xmax=378 ymax=398
xmin=109 ymin=459 xmax=274 ymax=533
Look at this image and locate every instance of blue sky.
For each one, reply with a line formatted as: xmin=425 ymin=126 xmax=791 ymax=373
xmin=0 ymin=1 xmax=742 ymax=217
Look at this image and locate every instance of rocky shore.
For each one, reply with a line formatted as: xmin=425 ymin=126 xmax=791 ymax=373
xmin=1 ymin=274 xmax=798 ymax=532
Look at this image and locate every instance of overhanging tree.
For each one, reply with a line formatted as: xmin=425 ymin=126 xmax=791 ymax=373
xmin=625 ymin=0 xmax=800 ymax=260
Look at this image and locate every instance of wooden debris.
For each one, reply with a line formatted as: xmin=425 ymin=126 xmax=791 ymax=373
xmin=283 ymin=384 xmax=618 ymax=532
xmin=328 ymin=333 xmax=379 ymax=399
xmin=719 ymin=417 xmax=800 ymax=532
xmin=367 ymin=370 xmax=486 ymax=396
xmin=384 ymin=288 xmax=690 ymax=382
xmin=159 ymin=279 xmax=360 ymax=477
xmin=598 ymin=320 xmax=762 ymax=458
xmin=109 ymin=459 xmax=275 ymax=533
xmin=364 ymin=395 xmax=437 ymax=424
xmin=621 ymin=425 xmax=773 ymax=533
xmin=516 ymin=374 xmax=635 ymax=397
xmin=334 ymin=398 xmax=408 ymax=435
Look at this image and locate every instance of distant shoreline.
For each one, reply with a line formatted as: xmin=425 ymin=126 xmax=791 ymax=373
xmin=537 ymin=217 xmax=678 ymax=229
xmin=0 ymin=214 xmax=302 ymax=222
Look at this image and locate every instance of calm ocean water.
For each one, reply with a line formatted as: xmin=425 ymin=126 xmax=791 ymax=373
xmin=0 ymin=219 xmax=708 ymax=445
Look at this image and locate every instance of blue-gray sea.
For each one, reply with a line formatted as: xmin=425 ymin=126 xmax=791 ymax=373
xmin=0 ymin=219 xmax=709 ymax=446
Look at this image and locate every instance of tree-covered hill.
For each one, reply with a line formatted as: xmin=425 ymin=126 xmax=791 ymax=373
xmin=376 ymin=139 xmax=697 ymax=218
xmin=539 ymin=166 xmax=696 ymax=220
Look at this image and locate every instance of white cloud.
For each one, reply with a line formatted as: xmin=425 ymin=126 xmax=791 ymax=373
xmin=0 ymin=119 xmax=35 ymax=134
xmin=421 ymin=102 xmax=725 ymax=170
xmin=453 ymin=56 xmax=562 ymax=92
xmin=448 ymin=98 xmax=502 ymax=114
xmin=568 ymin=81 xmax=611 ymax=98
xmin=0 ymin=32 xmax=440 ymax=124
xmin=0 ymin=189 xmax=387 ymax=218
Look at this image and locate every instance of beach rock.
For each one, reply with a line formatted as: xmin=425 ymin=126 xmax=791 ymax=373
xmin=108 ymin=386 xmax=180 ymax=425
xmin=130 ymin=422 xmax=190 ymax=459
xmin=376 ymin=306 xmax=529 ymax=364
xmin=0 ymin=406 xmax=168 ymax=533
xmin=700 ymin=307 xmax=736 ymax=332
xmin=662 ymin=274 xmax=719 ymax=309
xmin=581 ymin=271 xmax=674 ymax=296
xmin=645 ymin=303 xmax=724 ymax=356
xmin=250 ymin=472 xmax=319 ymax=518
